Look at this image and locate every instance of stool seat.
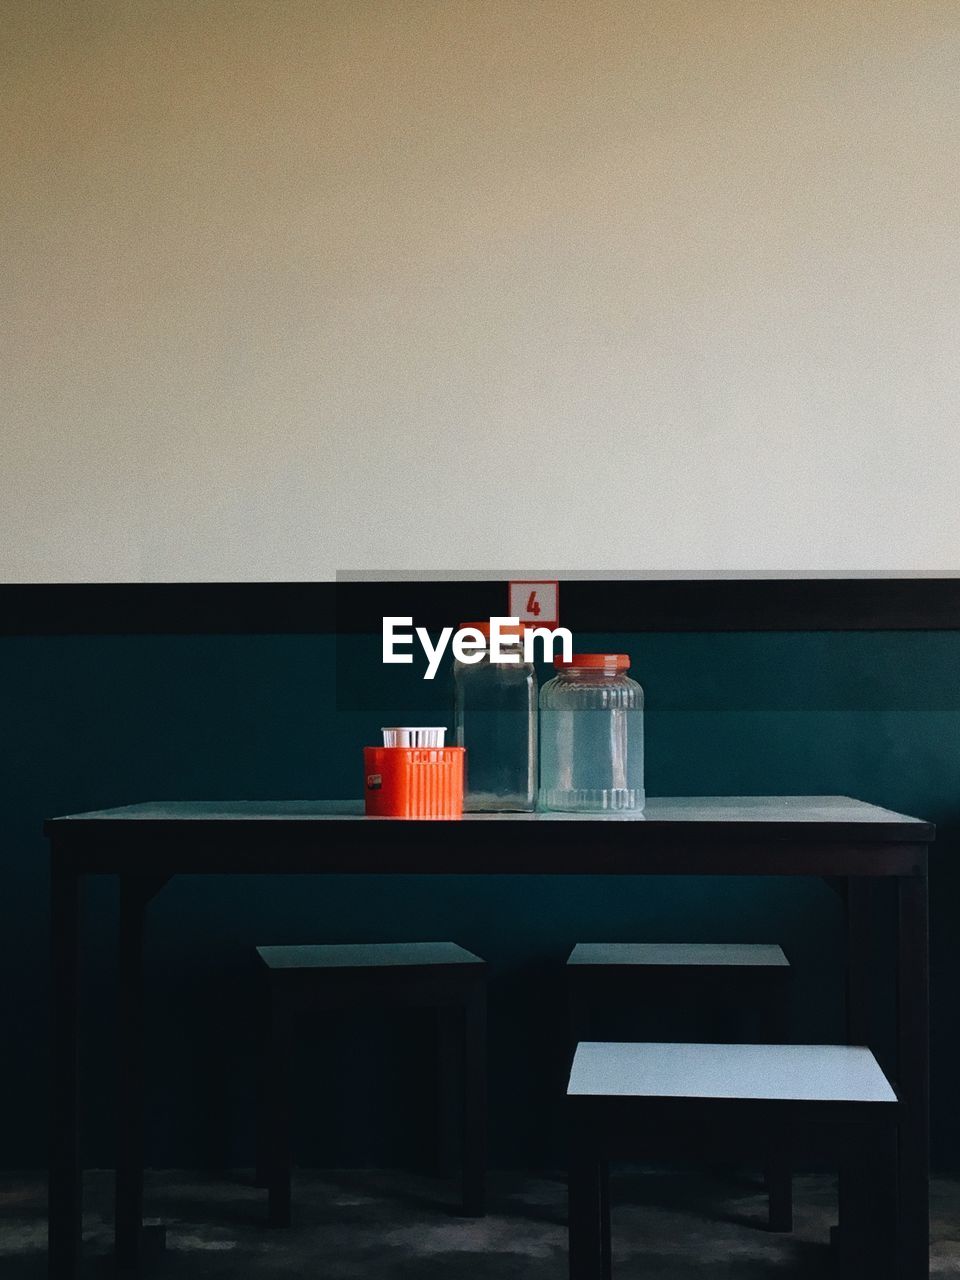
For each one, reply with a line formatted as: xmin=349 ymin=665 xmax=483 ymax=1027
xmin=567 ymin=1041 xmax=899 ymax=1280
xmin=256 ymin=939 xmax=487 ymax=1223
xmin=565 ymin=947 xmax=794 ymax=1234
xmin=257 ymin=941 xmax=483 ymax=971
xmin=568 ymin=942 xmax=788 ymax=970
xmin=569 ymin=1042 xmax=898 ymax=1105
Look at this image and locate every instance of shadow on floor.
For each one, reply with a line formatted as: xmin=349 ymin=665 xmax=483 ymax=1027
xmin=2 ymin=1169 xmax=959 ymax=1277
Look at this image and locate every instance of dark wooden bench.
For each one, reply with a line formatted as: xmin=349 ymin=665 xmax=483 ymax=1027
xmin=567 ymin=1040 xmax=899 ymax=1280
xmin=255 ymin=941 xmax=487 ymax=1223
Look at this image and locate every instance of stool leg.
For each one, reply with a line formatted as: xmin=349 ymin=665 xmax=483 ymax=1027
xmin=599 ymin=1159 xmax=612 ymax=1280
xmin=861 ymin=1125 xmax=899 ymax=1280
xmin=462 ymin=982 xmax=486 ymax=1216
xmin=437 ymin=1006 xmax=460 ymax=1177
xmin=568 ymin=977 xmax=592 ymax=1061
xmin=564 ymin=976 xmax=593 ymax=1176
xmin=765 ymin=1146 xmax=793 ymax=1232
xmin=569 ymin=1138 xmax=604 ymax=1280
xmin=266 ymin=992 xmax=292 ymax=1228
xmin=254 ymin=973 xmax=270 ymax=1188
xmin=835 ymin=1149 xmax=872 ymax=1255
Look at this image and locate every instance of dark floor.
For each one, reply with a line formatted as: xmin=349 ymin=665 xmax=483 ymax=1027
xmin=2 ymin=1169 xmax=959 ymax=1277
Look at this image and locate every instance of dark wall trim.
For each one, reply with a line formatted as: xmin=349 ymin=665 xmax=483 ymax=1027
xmin=2 ymin=579 xmax=960 ymax=635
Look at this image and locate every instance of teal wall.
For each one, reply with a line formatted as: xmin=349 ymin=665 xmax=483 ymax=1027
xmin=2 ymin=631 xmax=958 ymax=1170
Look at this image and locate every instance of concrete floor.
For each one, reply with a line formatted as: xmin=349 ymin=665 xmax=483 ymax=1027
xmin=2 ymin=1169 xmax=959 ymax=1277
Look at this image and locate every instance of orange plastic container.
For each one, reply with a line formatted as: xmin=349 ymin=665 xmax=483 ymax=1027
xmin=363 ymin=746 xmax=465 ymax=818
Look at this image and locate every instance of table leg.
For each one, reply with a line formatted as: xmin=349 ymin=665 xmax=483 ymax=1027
xmin=116 ymin=877 xmax=147 ymax=1270
xmin=845 ymin=879 xmax=873 ymax=1045
xmin=49 ymin=859 xmax=81 ymax=1280
xmin=115 ymin=875 xmax=169 ymax=1271
xmin=897 ymin=871 xmax=929 ymax=1280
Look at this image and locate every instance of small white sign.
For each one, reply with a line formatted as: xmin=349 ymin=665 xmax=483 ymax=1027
xmin=508 ymin=580 xmax=559 ymax=627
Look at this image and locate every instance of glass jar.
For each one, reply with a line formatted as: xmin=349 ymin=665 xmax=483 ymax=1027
xmin=453 ymin=622 xmax=537 ymax=811
xmin=538 ymin=654 xmax=644 ymax=812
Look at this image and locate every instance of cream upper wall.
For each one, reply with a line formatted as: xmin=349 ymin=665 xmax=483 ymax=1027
xmin=2 ymin=0 xmax=959 ymax=582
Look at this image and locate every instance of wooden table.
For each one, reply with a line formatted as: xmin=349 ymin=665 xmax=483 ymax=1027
xmin=46 ymin=796 xmax=933 ymax=1278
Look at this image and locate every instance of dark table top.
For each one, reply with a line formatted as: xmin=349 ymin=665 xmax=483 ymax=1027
xmin=47 ymin=795 xmax=932 ymax=834
xmin=45 ymin=797 xmax=932 ymax=878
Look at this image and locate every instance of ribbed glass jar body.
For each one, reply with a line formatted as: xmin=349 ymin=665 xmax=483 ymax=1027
xmin=453 ymin=640 xmax=537 ymax=811
xmin=538 ymin=660 xmax=644 ymax=812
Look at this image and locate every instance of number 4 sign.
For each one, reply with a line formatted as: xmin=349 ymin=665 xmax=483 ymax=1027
xmin=508 ymin=580 xmax=559 ymax=628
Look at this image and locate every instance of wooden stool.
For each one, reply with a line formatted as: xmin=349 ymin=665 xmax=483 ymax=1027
xmin=567 ymin=1041 xmax=898 ymax=1280
xmin=255 ymin=941 xmax=487 ymax=1224
xmin=567 ymin=943 xmax=793 ymax=1230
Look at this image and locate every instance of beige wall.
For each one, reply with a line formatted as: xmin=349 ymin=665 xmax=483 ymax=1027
xmin=2 ymin=1 xmax=958 ymax=581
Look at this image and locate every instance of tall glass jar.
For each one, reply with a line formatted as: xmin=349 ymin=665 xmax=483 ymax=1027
xmin=453 ymin=622 xmax=537 ymax=811
xmin=539 ymin=654 xmax=644 ymax=812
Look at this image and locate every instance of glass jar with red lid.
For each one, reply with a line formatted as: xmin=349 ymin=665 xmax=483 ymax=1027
xmin=538 ymin=654 xmax=644 ymax=812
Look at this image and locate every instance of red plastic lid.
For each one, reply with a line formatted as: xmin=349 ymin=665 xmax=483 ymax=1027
xmin=554 ymin=653 xmax=630 ymax=670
